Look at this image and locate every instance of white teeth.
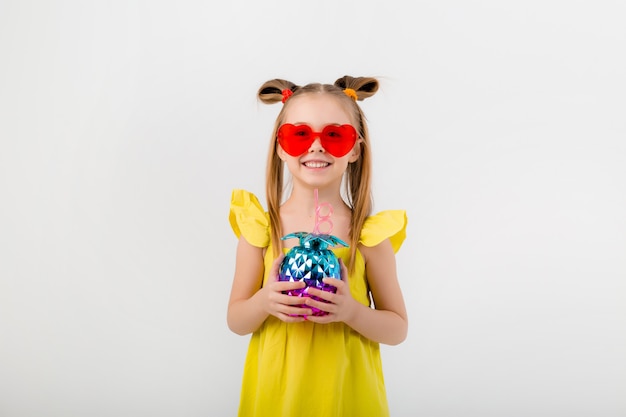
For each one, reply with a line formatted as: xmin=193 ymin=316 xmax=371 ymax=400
xmin=304 ymin=161 xmax=329 ymax=168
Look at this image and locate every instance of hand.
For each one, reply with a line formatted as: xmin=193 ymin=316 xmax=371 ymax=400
xmin=303 ymin=259 xmax=359 ymax=324
xmin=261 ymin=254 xmax=313 ymax=322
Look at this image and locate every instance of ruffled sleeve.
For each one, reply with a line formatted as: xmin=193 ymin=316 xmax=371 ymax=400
xmin=359 ymin=210 xmax=407 ymax=253
xmin=229 ymin=189 xmax=270 ymax=248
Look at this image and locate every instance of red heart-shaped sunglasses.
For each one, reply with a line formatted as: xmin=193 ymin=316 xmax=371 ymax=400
xmin=277 ymin=124 xmax=358 ymax=157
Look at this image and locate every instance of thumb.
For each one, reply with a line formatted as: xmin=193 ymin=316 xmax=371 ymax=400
xmin=338 ymin=258 xmax=349 ymax=284
xmin=270 ymin=253 xmax=285 ymax=281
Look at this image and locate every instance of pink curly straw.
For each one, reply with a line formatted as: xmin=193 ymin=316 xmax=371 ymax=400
xmin=313 ymin=188 xmax=333 ymax=235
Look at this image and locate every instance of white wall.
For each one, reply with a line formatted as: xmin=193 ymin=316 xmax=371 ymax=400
xmin=1 ymin=1 xmax=624 ymax=416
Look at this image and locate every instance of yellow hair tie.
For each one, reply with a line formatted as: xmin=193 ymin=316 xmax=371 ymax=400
xmin=343 ymin=88 xmax=357 ymax=101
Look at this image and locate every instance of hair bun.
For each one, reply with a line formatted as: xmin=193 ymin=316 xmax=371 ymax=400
xmin=258 ymin=79 xmax=298 ymax=104
xmin=334 ymin=76 xmax=379 ymax=101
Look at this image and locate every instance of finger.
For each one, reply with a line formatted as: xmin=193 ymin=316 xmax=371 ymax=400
xmin=320 ymin=278 xmax=343 ymax=293
xmin=306 ymin=287 xmax=335 ymax=302
xmin=276 ymin=312 xmax=307 ymax=323
xmin=278 ymin=293 xmax=313 ymax=306
xmin=304 ymin=297 xmax=335 ymax=314
xmin=304 ymin=313 xmax=332 ymax=324
xmin=270 ymin=296 xmax=312 ymax=316
xmin=276 ymin=303 xmax=313 ymax=318
xmin=272 ymin=280 xmax=306 ymax=292
xmin=288 ymin=305 xmax=314 ymax=316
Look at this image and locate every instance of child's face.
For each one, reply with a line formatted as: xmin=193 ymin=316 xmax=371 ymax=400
xmin=278 ymin=94 xmax=361 ymax=189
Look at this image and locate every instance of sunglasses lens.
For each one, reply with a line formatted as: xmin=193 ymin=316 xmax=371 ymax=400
xmin=278 ymin=124 xmax=313 ymax=156
xmin=320 ymin=125 xmax=357 ymax=157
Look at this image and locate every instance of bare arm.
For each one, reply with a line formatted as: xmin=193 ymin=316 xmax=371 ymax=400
xmin=305 ymin=238 xmax=408 ymax=345
xmin=227 ymin=237 xmax=313 ymax=335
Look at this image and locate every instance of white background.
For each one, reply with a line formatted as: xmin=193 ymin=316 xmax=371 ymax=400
xmin=1 ymin=1 xmax=625 ymax=416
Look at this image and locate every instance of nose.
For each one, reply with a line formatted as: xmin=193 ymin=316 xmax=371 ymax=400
xmin=308 ymin=137 xmax=325 ymax=153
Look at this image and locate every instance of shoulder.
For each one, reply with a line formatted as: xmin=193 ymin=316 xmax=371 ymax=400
xmin=359 ymin=210 xmax=407 ymax=253
xmin=228 ymin=189 xmax=270 ymax=248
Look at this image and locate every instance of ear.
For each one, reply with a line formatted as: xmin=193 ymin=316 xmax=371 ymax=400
xmin=348 ymin=140 xmax=362 ymax=163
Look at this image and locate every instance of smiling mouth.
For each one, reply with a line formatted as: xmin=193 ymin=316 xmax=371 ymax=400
xmin=303 ymin=161 xmax=330 ymax=168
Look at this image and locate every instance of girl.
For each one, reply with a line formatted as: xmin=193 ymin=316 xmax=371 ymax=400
xmin=228 ymin=75 xmax=408 ymax=416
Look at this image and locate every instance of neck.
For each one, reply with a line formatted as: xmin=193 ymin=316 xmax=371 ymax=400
xmin=286 ymin=185 xmax=345 ymax=216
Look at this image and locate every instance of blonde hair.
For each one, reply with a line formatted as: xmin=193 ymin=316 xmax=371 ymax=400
xmin=257 ymin=75 xmax=379 ymax=273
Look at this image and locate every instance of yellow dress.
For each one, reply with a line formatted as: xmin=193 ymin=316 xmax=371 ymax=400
xmin=229 ymin=189 xmax=407 ymax=417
